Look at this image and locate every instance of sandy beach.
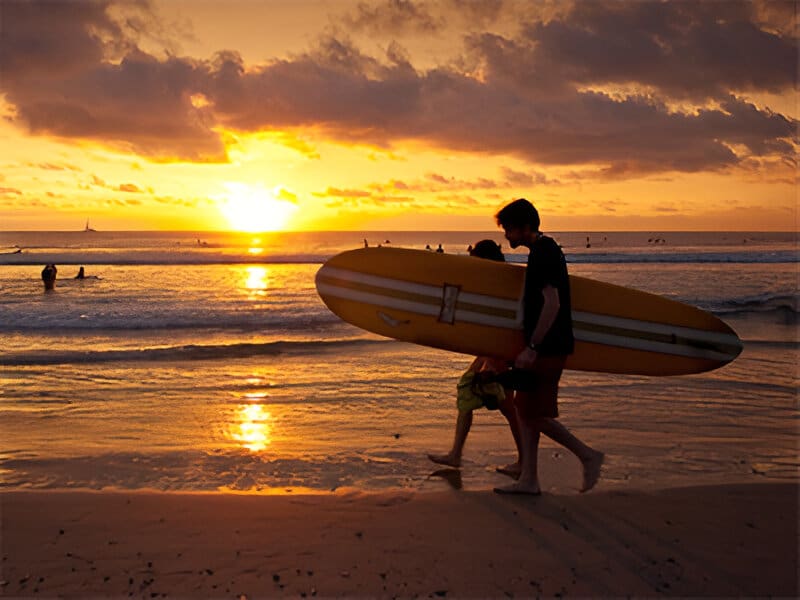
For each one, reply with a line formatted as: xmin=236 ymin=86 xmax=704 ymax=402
xmin=2 ymin=482 xmax=796 ymax=598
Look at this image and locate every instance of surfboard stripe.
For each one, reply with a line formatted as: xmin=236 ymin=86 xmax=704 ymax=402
xmin=320 ymin=267 xmax=520 ymax=311
xmin=315 ymin=281 xmax=521 ymax=328
xmin=572 ymin=311 xmax=738 ymax=347
xmin=317 ymin=275 xmax=518 ymax=321
xmin=573 ymin=329 xmax=737 ymax=361
xmin=317 ymin=265 xmax=741 ymax=360
xmin=572 ymin=313 xmax=741 ymax=357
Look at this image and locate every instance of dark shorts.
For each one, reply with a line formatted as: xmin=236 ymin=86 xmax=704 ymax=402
xmin=496 ymin=355 xmax=566 ymax=419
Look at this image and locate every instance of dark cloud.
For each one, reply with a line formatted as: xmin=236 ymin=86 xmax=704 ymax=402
xmin=118 ymin=183 xmax=142 ymax=193
xmin=1 ymin=1 xmax=224 ymax=161
xmin=447 ymin=0 xmax=505 ymax=26
xmin=341 ymin=0 xmax=443 ymax=34
xmin=0 ymin=0 xmax=118 ymax=80
xmin=509 ymin=0 xmax=797 ymax=99
xmin=0 ymin=0 xmax=795 ymax=174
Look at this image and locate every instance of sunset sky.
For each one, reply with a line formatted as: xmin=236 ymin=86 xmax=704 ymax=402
xmin=1 ymin=0 xmax=797 ymax=231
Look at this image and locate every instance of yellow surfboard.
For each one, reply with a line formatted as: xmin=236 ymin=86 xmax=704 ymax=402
xmin=316 ymin=247 xmax=742 ymax=375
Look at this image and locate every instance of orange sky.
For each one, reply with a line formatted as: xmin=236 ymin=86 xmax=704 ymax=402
xmin=1 ymin=0 xmax=797 ymax=231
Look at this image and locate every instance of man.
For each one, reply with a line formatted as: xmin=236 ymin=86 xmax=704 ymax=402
xmin=494 ymin=198 xmax=603 ymax=495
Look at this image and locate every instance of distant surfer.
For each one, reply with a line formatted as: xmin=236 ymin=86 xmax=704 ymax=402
xmin=494 ymin=198 xmax=604 ymax=495
xmin=436 ymin=244 xmax=444 ymax=253
xmin=41 ymin=264 xmax=57 ymax=291
xmin=427 ymin=240 xmax=522 ymax=475
xmin=75 ymin=266 xmax=85 ymax=279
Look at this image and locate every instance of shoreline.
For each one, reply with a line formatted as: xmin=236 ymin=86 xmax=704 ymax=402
xmin=3 ymin=481 xmax=797 ymax=597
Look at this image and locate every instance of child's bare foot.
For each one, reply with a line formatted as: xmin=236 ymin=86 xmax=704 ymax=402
xmin=495 ymin=462 xmax=521 ymax=479
xmin=427 ymin=453 xmax=460 ymax=468
xmin=580 ymin=450 xmax=604 ymax=493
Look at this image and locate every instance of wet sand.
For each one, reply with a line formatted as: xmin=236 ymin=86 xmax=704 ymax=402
xmin=2 ymin=482 xmax=797 ymax=598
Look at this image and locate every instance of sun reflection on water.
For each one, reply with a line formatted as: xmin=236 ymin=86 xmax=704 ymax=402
xmin=243 ymin=266 xmax=269 ymax=294
xmin=247 ymin=237 xmax=265 ymax=255
xmin=230 ymin=403 xmax=272 ymax=452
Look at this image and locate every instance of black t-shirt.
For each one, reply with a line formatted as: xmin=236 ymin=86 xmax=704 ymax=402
xmin=523 ymin=234 xmax=574 ymax=356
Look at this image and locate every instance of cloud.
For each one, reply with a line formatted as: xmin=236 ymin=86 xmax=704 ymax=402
xmin=506 ymin=0 xmax=798 ymax=100
xmin=341 ymin=0 xmax=443 ymax=35
xmin=27 ymin=162 xmax=82 ymax=172
xmin=89 ymin=174 xmax=146 ymax=194
xmin=0 ymin=0 xmax=795 ymax=176
xmin=200 ymin=25 xmax=797 ymax=174
xmin=314 ymin=187 xmax=373 ymax=198
xmin=153 ymin=195 xmax=202 ymax=208
xmin=1 ymin=1 xmax=225 ymax=161
xmin=319 ymin=167 xmax=559 ymax=205
xmin=275 ymin=187 xmax=299 ymax=203
xmin=500 ymin=167 xmax=559 ymax=186
xmin=0 ymin=186 xmax=23 ymax=197
xmin=446 ymin=0 xmax=506 ymax=27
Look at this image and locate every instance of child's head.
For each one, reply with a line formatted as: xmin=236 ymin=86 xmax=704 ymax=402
xmin=469 ymin=239 xmax=504 ymax=262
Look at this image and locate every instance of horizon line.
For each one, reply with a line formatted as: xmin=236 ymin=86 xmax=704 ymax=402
xmin=1 ymin=229 xmax=798 ymax=234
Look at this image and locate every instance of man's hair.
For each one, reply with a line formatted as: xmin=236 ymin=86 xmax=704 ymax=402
xmin=495 ymin=198 xmax=540 ymax=230
xmin=469 ymin=239 xmax=505 ymax=262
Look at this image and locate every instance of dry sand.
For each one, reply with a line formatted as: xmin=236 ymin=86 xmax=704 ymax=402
xmin=2 ymin=482 xmax=797 ymax=598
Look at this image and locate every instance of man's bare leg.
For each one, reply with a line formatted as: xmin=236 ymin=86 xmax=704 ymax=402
xmin=428 ymin=410 xmax=473 ymax=468
xmin=496 ymin=393 xmax=522 ymax=478
xmin=494 ymin=406 xmax=543 ymax=495
xmin=539 ymin=418 xmax=604 ymax=492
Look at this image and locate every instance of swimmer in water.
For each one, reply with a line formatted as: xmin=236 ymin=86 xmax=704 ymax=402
xmin=41 ymin=264 xmax=57 ymax=291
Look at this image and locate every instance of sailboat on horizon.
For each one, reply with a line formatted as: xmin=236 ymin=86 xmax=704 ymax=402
xmin=84 ymin=219 xmax=97 ymax=232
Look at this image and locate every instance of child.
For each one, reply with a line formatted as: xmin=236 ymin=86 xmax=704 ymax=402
xmin=427 ymin=240 xmax=522 ymax=477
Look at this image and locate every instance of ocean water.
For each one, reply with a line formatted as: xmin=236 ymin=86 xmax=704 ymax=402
xmin=1 ymin=231 xmax=797 ymax=494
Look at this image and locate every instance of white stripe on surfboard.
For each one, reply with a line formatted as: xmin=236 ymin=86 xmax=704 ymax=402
xmin=318 ymin=281 xmax=736 ymax=360
xmin=320 ymin=266 xmax=521 ymax=313
xmin=316 ymin=281 xmax=521 ymax=329
xmin=572 ymin=311 xmax=738 ymax=348
xmin=574 ymin=329 xmax=737 ymax=361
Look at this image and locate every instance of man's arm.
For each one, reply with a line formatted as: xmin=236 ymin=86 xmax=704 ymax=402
xmin=530 ymin=284 xmax=560 ymax=346
xmin=514 ymin=284 xmax=560 ymax=369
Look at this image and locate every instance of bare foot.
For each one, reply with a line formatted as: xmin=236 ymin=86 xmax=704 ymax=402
xmin=580 ymin=450 xmax=605 ymax=493
xmin=427 ymin=453 xmax=461 ymax=468
xmin=495 ymin=462 xmax=521 ymax=479
xmin=429 ymin=468 xmax=463 ymax=490
xmin=493 ymin=481 xmax=541 ymax=495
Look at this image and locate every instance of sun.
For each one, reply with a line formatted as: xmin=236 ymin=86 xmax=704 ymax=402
xmin=218 ymin=182 xmax=298 ymax=232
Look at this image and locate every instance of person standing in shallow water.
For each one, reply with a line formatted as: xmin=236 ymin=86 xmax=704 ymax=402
xmin=493 ymin=198 xmax=604 ymax=495
xmin=41 ymin=264 xmax=57 ymax=291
